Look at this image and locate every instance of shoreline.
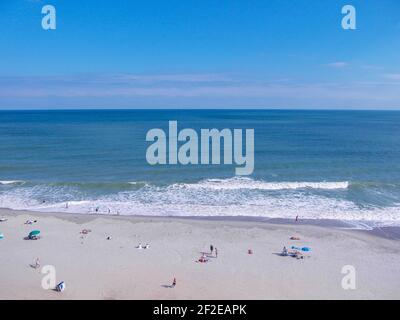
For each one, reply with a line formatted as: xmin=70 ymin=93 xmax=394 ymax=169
xmin=2 ymin=207 xmax=400 ymax=240
xmin=1 ymin=207 xmax=399 ymax=299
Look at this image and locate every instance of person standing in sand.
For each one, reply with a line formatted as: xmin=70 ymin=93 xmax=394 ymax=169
xmin=172 ymin=277 xmax=176 ymax=288
xmin=215 ymin=247 xmax=218 ymax=258
xmin=32 ymin=258 xmax=40 ymax=269
xmin=210 ymin=244 xmax=214 ymax=255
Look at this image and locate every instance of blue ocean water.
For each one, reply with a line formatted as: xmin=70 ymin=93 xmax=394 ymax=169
xmin=0 ymin=109 xmax=399 ymax=227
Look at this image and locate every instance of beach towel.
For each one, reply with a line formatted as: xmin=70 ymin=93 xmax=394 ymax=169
xmin=291 ymin=246 xmax=311 ymax=252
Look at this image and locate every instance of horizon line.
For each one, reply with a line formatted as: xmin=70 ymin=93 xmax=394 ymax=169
xmin=1 ymin=107 xmax=400 ymax=112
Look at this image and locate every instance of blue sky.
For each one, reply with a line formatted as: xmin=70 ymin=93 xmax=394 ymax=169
xmin=0 ymin=0 xmax=399 ymax=109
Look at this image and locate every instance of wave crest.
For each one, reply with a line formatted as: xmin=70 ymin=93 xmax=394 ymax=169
xmin=172 ymin=177 xmax=349 ymax=191
xmin=0 ymin=180 xmax=25 ymax=185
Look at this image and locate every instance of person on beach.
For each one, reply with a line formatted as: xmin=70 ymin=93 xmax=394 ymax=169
xmin=172 ymin=277 xmax=176 ymax=288
xmin=210 ymin=244 xmax=214 ymax=255
xmin=65 ymin=202 xmax=69 ymax=209
xmin=31 ymin=258 xmax=40 ymax=269
xmin=215 ymin=247 xmax=218 ymax=258
xmin=281 ymin=246 xmax=288 ymax=256
xmin=295 ymin=215 xmax=299 ymax=222
xmin=198 ymin=255 xmax=207 ymax=263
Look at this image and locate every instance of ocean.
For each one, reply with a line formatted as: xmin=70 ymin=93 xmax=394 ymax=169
xmin=0 ymin=109 xmax=399 ymax=228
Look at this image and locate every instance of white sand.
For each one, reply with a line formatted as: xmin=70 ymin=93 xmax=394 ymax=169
xmin=0 ymin=208 xmax=399 ymax=300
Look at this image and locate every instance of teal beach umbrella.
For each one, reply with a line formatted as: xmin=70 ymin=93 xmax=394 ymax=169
xmin=29 ymin=230 xmax=41 ymax=237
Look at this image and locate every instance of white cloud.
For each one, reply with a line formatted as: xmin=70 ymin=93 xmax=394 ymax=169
xmin=325 ymin=62 xmax=349 ymax=68
xmin=1 ymin=73 xmax=400 ymax=109
xmin=383 ymin=73 xmax=400 ymax=80
xmin=361 ymin=65 xmax=384 ymax=71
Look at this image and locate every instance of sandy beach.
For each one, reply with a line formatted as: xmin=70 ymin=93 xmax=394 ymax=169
xmin=0 ymin=208 xmax=399 ymax=300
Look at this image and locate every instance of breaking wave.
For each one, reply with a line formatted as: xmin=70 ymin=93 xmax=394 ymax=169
xmin=0 ymin=177 xmax=399 ymax=228
xmin=171 ymin=177 xmax=349 ymax=190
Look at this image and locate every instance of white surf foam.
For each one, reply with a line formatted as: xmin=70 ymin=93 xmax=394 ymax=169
xmin=0 ymin=180 xmax=25 ymax=185
xmin=172 ymin=177 xmax=349 ymax=191
xmin=0 ymin=178 xmax=398 ymax=229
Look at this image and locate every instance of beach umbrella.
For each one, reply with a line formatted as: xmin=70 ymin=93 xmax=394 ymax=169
xmin=29 ymin=230 xmax=41 ymax=237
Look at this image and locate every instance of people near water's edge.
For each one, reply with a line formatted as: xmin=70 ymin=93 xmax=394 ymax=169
xmin=210 ymin=244 xmax=214 ymax=255
xmin=281 ymin=246 xmax=288 ymax=256
xmin=215 ymin=247 xmax=218 ymax=258
xmin=295 ymin=215 xmax=299 ymax=222
xmin=172 ymin=277 xmax=176 ymax=288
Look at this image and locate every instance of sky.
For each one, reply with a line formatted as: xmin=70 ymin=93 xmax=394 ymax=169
xmin=0 ymin=0 xmax=399 ymax=109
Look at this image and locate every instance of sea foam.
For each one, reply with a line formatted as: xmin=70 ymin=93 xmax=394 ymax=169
xmin=0 ymin=178 xmax=398 ymax=229
xmin=171 ymin=177 xmax=349 ymax=191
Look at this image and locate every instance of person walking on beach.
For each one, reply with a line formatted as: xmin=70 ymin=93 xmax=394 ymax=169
xmin=210 ymin=244 xmax=214 ymax=255
xmin=31 ymin=258 xmax=40 ymax=269
xmin=172 ymin=277 xmax=176 ymax=288
xmin=215 ymin=247 xmax=218 ymax=258
xmin=295 ymin=215 xmax=299 ymax=222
